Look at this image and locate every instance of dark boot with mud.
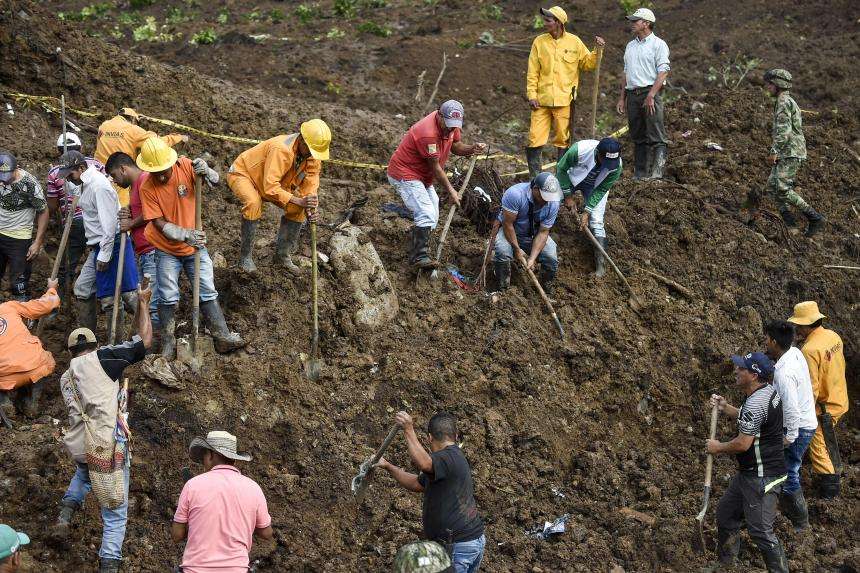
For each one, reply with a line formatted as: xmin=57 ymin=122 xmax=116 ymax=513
xmin=74 ymin=296 xmax=98 ymax=332
xmin=274 ymin=216 xmax=303 ymax=274
xmin=99 ymin=558 xmax=121 ymax=573
xmin=778 ymin=207 xmax=798 ymax=228
xmin=200 ymin=300 xmax=246 ymax=353
xmin=778 ymin=489 xmax=809 ymax=531
xmin=412 ymin=227 xmax=434 ymax=269
xmin=14 ymin=380 xmax=43 ymax=419
xmin=494 ymin=260 xmax=510 ymax=291
xmin=525 ymin=147 xmax=542 ymax=179
xmin=633 ymin=143 xmax=649 ymax=180
xmin=158 ymin=304 xmax=177 ymax=360
xmin=759 ymin=540 xmax=789 ymax=573
xmin=239 ymin=218 xmax=258 ymax=273
xmin=51 ymin=500 xmax=80 ymax=540
xmin=406 ymin=226 xmax=419 ymax=265
xmin=594 ymin=236 xmax=608 ymax=278
xmin=649 ymin=143 xmax=668 ymax=179
xmin=717 ymin=528 xmax=741 ymax=566
xmin=818 ymin=473 xmax=840 ymax=499
xmin=802 ymin=206 xmax=825 ymax=237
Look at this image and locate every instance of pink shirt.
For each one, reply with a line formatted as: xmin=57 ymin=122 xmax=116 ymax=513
xmin=387 ymin=111 xmax=461 ymax=186
xmin=174 ymin=465 xmax=271 ymax=573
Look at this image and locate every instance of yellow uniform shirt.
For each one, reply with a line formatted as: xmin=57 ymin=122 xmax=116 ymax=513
xmin=800 ymin=326 xmax=848 ymax=418
xmin=526 ymin=31 xmax=598 ymax=107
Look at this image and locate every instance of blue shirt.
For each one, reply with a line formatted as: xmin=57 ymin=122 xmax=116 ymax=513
xmin=623 ymin=32 xmax=670 ymax=89
xmin=497 ymin=182 xmax=559 ymax=238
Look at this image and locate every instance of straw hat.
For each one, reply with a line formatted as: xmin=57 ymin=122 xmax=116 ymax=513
xmin=189 ymin=431 xmax=252 ymax=463
xmin=786 ymin=301 xmax=826 ymax=326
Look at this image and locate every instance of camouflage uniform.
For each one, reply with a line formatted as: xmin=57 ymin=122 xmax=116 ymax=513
xmin=767 ymin=90 xmax=810 ymax=212
xmin=394 ymin=541 xmax=451 ymax=573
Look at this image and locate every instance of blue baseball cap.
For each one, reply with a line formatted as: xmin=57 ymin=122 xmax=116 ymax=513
xmin=0 ymin=151 xmax=16 ymax=184
xmin=0 ymin=524 xmax=30 ymax=560
xmin=730 ymin=352 xmax=775 ymax=380
xmin=596 ymin=138 xmax=622 ymax=171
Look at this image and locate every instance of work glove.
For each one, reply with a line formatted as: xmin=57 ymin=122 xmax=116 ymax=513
xmin=192 ymin=157 xmax=220 ymax=186
xmin=162 ymin=222 xmax=207 ymax=248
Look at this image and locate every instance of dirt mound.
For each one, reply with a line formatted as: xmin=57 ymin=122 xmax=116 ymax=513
xmin=0 ymin=1 xmax=857 ymax=572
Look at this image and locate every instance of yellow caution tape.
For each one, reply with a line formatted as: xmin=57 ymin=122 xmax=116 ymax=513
xmin=4 ymin=92 xmax=102 ymax=118
xmin=500 ymin=125 xmax=631 ymax=177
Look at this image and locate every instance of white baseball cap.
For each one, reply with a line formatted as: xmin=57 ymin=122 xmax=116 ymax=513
xmin=56 ymin=132 xmax=82 ymax=149
xmin=626 ymin=8 xmax=656 ymax=23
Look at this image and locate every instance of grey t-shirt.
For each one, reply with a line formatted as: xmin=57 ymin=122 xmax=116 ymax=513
xmin=0 ymin=169 xmax=47 ymax=237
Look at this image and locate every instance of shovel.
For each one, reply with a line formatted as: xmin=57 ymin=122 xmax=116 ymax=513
xmin=303 ymin=208 xmax=322 ymax=382
xmin=582 ymin=227 xmax=645 ymax=311
xmin=351 ymin=424 xmax=400 ymax=503
xmin=589 ymin=45 xmax=604 ymax=138
xmin=34 ymin=193 xmax=80 ymax=336
xmin=696 ymin=404 xmax=720 ymax=552
xmin=108 ymin=232 xmax=129 ymax=345
xmin=430 ymin=156 xmax=478 ymax=281
xmin=176 ymin=175 xmax=204 ymax=373
xmin=518 ymin=255 xmax=565 ymax=338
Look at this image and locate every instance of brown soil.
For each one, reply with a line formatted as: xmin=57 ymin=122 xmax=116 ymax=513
xmin=0 ymin=1 xmax=857 ymax=572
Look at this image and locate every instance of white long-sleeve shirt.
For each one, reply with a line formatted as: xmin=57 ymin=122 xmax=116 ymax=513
xmin=773 ymin=346 xmax=818 ymax=444
xmin=623 ymin=32 xmax=670 ymax=89
xmin=78 ymin=165 xmax=120 ymax=264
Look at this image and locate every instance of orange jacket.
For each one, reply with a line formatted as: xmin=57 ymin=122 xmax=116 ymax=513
xmin=230 ymin=134 xmax=321 ymax=209
xmin=0 ymin=288 xmax=59 ymax=390
xmin=94 ymin=115 xmax=184 ymax=166
xmin=800 ymin=326 xmax=848 ymax=418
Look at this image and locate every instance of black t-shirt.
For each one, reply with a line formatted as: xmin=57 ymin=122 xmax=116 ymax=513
xmin=417 ymin=445 xmax=484 ymax=543
xmin=96 ymin=336 xmax=147 ymax=381
xmin=736 ymin=384 xmax=787 ymax=477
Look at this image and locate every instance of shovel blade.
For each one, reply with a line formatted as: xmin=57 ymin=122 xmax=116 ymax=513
xmin=304 ymin=358 xmax=322 ymax=382
xmin=176 ymin=336 xmax=202 ymax=374
xmin=351 ymin=463 xmax=374 ymax=503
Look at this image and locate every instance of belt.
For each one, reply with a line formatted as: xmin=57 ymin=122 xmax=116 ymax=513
xmin=626 ymin=86 xmax=651 ymax=94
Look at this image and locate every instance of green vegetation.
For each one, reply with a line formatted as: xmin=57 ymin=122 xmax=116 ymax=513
xmin=532 ymin=14 xmax=543 ymax=30
xmin=132 ymin=16 xmax=174 ymax=42
xmin=706 ymin=55 xmax=761 ymax=89
xmin=326 ymin=81 xmax=342 ymax=95
xmin=246 ymin=9 xmax=263 ymax=22
xmin=363 ymin=0 xmax=388 ymax=7
xmin=166 ymin=7 xmax=191 ymax=25
xmin=295 ymin=4 xmax=319 ymax=24
xmin=216 ymin=10 xmax=228 ymax=24
xmin=191 ymin=29 xmax=218 ymax=45
xmin=58 ymin=3 xmax=110 ymax=21
xmin=334 ymin=0 xmax=358 ymax=18
xmin=326 ymin=27 xmax=346 ymax=39
xmin=129 ymin=0 xmax=155 ymax=8
xmin=268 ymin=8 xmax=286 ymax=23
xmin=481 ymin=4 xmax=503 ymax=21
xmin=357 ymin=21 xmax=392 ymax=37
xmin=618 ymin=0 xmax=652 ymax=14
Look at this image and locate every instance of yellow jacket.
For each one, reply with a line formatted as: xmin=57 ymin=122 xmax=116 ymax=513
xmin=800 ymin=326 xmax=848 ymax=418
xmin=230 ymin=134 xmax=321 ymax=208
xmin=527 ymin=32 xmax=598 ymax=107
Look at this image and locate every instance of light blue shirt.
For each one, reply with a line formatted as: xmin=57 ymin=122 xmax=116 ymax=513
xmin=497 ymin=182 xmax=559 ymax=238
xmin=623 ymin=32 xmax=670 ymax=89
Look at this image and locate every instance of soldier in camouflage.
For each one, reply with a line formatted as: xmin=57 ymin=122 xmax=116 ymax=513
xmin=763 ymin=69 xmax=824 ymax=237
xmin=394 ymin=541 xmax=451 ymax=573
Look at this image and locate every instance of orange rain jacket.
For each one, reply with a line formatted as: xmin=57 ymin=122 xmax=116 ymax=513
xmin=800 ymin=326 xmax=849 ymax=418
xmin=0 ymin=288 xmax=59 ymax=390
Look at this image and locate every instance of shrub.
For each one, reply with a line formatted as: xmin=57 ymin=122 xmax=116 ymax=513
xmin=295 ymin=4 xmax=319 ymax=24
xmin=59 ymin=3 xmax=111 ymax=21
xmin=326 ymin=27 xmax=346 ymax=39
xmin=334 ymin=0 xmax=358 ymax=18
xmin=191 ymin=29 xmax=218 ymax=45
xmin=706 ymin=55 xmax=761 ymax=89
xmin=269 ymin=8 xmax=286 ymax=23
xmin=216 ymin=10 xmax=228 ymax=24
xmin=357 ymin=21 xmax=392 ymax=37
xmin=166 ymin=7 xmax=190 ymax=25
xmin=132 ymin=16 xmax=174 ymax=42
xmin=532 ymin=14 xmax=542 ymax=30
xmin=481 ymin=4 xmax=503 ymax=21
xmin=619 ymin=0 xmax=652 ymax=15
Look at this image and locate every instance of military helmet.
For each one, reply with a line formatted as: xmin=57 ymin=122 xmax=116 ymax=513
xmin=393 ymin=541 xmax=451 ymax=573
xmin=764 ymin=68 xmax=792 ymax=89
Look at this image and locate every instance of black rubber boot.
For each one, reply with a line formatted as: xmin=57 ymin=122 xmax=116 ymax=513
xmin=407 ymin=227 xmax=419 ymax=264
xmin=649 ymin=144 xmax=668 ymax=179
xmin=818 ymin=474 xmax=840 ymax=499
xmin=412 ymin=227 xmax=434 ymax=268
xmin=759 ymin=540 xmax=789 ymax=573
xmin=494 ymin=260 xmax=511 ymax=291
xmin=556 ymin=147 xmax=567 ymax=162
xmin=275 ymin=216 xmax=302 ymax=274
xmin=717 ymin=528 xmax=741 ymax=566
xmin=539 ymin=266 xmax=557 ymax=297
xmin=802 ymin=207 xmax=825 ymax=237
xmin=778 ymin=489 xmax=809 ymax=531
xmin=594 ymin=235 xmax=608 ymax=278
xmin=14 ymin=380 xmax=43 ymax=418
xmin=778 ymin=207 xmax=798 ymax=227
xmin=633 ymin=144 xmax=649 ymax=180
xmin=525 ymin=147 xmax=543 ymax=179
xmin=158 ymin=304 xmax=177 ymax=360
xmin=99 ymin=558 xmax=121 ymax=573
xmin=51 ymin=500 xmax=80 ymax=540
xmin=74 ymin=296 xmax=98 ymax=332
xmin=239 ymin=219 xmax=258 ymax=273
xmin=200 ymin=300 xmax=246 ymax=353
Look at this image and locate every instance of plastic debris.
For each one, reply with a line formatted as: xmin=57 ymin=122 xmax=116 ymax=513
xmin=705 ymin=142 xmax=724 ymax=152
xmin=528 ymin=514 xmax=570 ymax=540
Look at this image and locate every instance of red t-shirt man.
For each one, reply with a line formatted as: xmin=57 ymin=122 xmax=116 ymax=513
xmin=128 ymin=171 xmax=153 ymax=256
xmin=388 ymin=110 xmax=462 ymax=187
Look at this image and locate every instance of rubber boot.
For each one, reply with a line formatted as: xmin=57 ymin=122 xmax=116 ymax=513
xmin=802 ymin=207 xmax=825 ymax=237
xmin=274 ymin=216 xmax=302 ymax=274
xmin=51 ymin=500 xmax=79 ymax=540
xmin=633 ymin=144 xmax=649 ymax=180
xmin=0 ymin=392 xmax=14 ymax=428
xmin=494 ymin=260 xmax=510 ymax=291
xmin=594 ymin=235 xmax=608 ymax=278
xmin=818 ymin=474 xmax=840 ymax=499
xmin=74 ymin=296 xmax=98 ymax=332
xmin=407 ymin=227 xmax=419 ymax=264
xmin=200 ymin=300 xmax=246 ymax=353
xmin=158 ymin=304 xmax=177 ymax=360
xmin=99 ymin=558 xmax=121 ymax=573
xmin=539 ymin=266 xmax=557 ymax=297
xmin=14 ymin=380 xmax=43 ymax=419
xmin=525 ymin=147 xmax=543 ymax=179
xmin=778 ymin=489 xmax=809 ymax=531
xmin=649 ymin=144 xmax=667 ymax=179
xmin=759 ymin=540 xmax=789 ymax=573
xmin=239 ymin=219 xmax=258 ymax=273
xmin=778 ymin=207 xmax=798 ymax=228
xmin=644 ymin=146 xmax=655 ymax=179
xmin=717 ymin=528 xmax=741 ymax=566
xmin=412 ymin=227 xmax=434 ymax=268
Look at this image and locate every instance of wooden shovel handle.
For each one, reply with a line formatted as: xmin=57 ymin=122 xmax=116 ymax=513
xmin=370 ymin=424 xmax=400 ymax=465
xmin=434 ymin=156 xmax=478 ymax=262
xmin=703 ymin=405 xmax=719 ymax=488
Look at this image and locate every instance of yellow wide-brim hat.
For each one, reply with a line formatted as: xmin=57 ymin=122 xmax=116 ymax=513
xmin=787 ymin=301 xmax=826 ymax=326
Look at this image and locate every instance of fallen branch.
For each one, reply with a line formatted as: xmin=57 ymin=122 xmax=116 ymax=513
xmin=639 ymin=268 xmax=695 ymax=299
xmin=424 ymin=52 xmax=448 ymax=112
xmin=823 ymin=265 xmax=860 ymax=271
xmin=853 ymin=205 xmax=859 ymax=221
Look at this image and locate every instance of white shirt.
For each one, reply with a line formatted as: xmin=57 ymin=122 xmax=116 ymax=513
xmin=78 ymin=166 xmax=120 ymax=263
xmin=773 ymin=346 xmax=818 ymax=444
xmin=623 ymin=32 xmax=670 ymax=89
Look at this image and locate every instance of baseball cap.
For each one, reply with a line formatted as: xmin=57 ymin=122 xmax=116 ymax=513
xmin=439 ymin=100 xmax=464 ymax=129
xmin=57 ymin=150 xmax=87 ymax=178
xmin=120 ymin=107 xmax=140 ymax=121
xmin=394 ymin=540 xmax=451 ymax=573
xmin=56 ymin=132 xmax=82 ymax=149
xmin=730 ymin=351 xmax=775 ymax=380
xmin=596 ymin=138 xmax=622 ymax=171
xmin=0 ymin=524 xmax=30 ymax=560
xmin=540 ymin=6 xmax=568 ymax=25
xmin=67 ymin=327 xmax=97 ymax=349
xmin=626 ymin=7 xmax=656 ymax=22
xmin=531 ymin=172 xmax=563 ymax=202
xmin=0 ymin=150 xmax=17 ymax=184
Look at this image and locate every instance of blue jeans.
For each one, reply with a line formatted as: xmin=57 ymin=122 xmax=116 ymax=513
xmin=156 ymin=248 xmax=218 ymax=306
xmin=493 ymin=230 xmax=558 ymax=272
xmin=784 ymin=427 xmax=815 ymax=493
xmin=62 ymin=461 xmax=131 ymax=560
xmin=451 ymin=534 xmax=486 ymax=573
xmin=137 ymin=250 xmax=160 ymax=327
xmin=388 ymin=175 xmax=440 ymax=228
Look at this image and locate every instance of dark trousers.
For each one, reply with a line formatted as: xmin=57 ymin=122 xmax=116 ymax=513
xmin=716 ymin=472 xmax=784 ymax=558
xmin=58 ymin=217 xmax=89 ymax=296
xmin=625 ymin=88 xmax=668 ymax=146
xmin=0 ymin=233 xmax=31 ymax=298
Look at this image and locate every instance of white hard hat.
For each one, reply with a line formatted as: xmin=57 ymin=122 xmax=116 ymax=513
xmin=626 ymin=8 xmax=656 ymax=23
xmin=56 ymin=132 xmax=82 ymax=149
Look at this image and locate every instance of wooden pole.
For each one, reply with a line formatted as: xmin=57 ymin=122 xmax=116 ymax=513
xmin=589 ymin=45 xmax=604 ymax=139
xmin=191 ymin=175 xmax=202 ymax=355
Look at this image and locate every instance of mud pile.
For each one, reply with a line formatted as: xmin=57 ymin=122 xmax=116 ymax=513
xmin=0 ymin=1 xmax=857 ymax=572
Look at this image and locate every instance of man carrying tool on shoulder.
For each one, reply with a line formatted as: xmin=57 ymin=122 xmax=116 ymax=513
xmin=136 ymin=137 xmax=245 ymax=359
xmin=387 ymin=100 xmax=486 ymax=268
xmin=375 ymin=412 xmax=485 ymax=573
xmin=525 ymin=5 xmax=605 ymax=176
xmin=493 ymin=173 xmax=562 ymax=295
xmin=557 ymin=137 xmax=622 ymax=277
xmin=707 ymin=352 xmax=789 ymax=573
xmin=226 ymin=120 xmax=331 ymax=273
xmin=786 ymin=301 xmax=847 ymax=498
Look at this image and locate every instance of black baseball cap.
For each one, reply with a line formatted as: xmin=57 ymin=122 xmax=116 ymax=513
xmin=57 ymin=150 xmax=87 ymax=178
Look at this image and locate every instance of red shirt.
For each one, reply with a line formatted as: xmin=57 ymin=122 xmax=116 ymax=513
xmin=387 ymin=111 xmax=461 ymax=186
xmin=129 ymin=171 xmax=153 ymax=256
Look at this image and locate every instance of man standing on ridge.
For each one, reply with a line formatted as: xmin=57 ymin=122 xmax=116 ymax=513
xmin=226 ymin=120 xmax=330 ymax=273
xmin=526 ymin=6 xmax=605 ymax=177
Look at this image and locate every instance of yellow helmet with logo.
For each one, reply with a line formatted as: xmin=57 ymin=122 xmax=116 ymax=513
xmin=136 ymin=137 xmax=178 ymax=172
xmin=299 ymin=119 xmax=331 ymax=161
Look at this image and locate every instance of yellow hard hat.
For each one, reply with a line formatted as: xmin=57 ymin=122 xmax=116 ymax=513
xmin=136 ymin=137 xmax=178 ymax=172
xmin=300 ymin=119 xmax=331 ymax=161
